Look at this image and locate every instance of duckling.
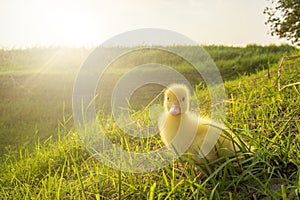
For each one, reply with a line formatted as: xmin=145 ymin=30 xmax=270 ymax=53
xmin=159 ymin=84 xmax=243 ymax=163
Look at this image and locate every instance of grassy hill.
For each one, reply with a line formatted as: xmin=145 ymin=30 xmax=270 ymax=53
xmin=0 ymin=45 xmax=299 ymax=199
xmin=0 ymin=45 xmax=297 ymax=155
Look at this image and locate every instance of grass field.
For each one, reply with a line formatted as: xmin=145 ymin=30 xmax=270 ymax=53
xmin=0 ymin=45 xmax=299 ymax=199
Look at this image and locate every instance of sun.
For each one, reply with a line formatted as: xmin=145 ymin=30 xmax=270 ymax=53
xmin=16 ymin=0 xmax=104 ymax=47
xmin=50 ymin=12 xmax=99 ymax=47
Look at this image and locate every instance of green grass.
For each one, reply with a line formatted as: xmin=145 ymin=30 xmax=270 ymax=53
xmin=0 ymin=47 xmax=89 ymax=155
xmin=0 ymin=48 xmax=299 ymax=199
xmin=0 ymin=45 xmax=299 ymax=199
xmin=0 ymin=45 xmax=296 ymax=155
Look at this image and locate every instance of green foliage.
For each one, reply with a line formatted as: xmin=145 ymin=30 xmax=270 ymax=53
xmin=206 ymin=44 xmax=296 ymax=79
xmin=264 ymin=0 xmax=300 ymax=46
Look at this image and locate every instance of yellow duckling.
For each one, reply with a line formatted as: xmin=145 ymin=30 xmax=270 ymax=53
xmin=159 ymin=84 xmax=243 ymax=163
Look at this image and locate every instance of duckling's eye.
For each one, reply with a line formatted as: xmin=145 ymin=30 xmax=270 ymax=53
xmin=181 ymin=97 xmax=185 ymax=102
xmin=167 ymin=96 xmax=170 ymax=101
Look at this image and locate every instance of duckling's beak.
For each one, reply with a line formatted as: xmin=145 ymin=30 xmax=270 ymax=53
xmin=169 ymin=103 xmax=180 ymax=115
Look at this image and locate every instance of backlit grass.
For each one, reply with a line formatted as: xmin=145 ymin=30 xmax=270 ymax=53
xmin=0 ymin=54 xmax=299 ymax=199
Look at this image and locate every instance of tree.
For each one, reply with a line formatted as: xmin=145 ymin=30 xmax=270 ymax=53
xmin=264 ymin=0 xmax=300 ymax=46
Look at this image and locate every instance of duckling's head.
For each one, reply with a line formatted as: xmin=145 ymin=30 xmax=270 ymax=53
xmin=164 ymin=84 xmax=190 ymax=116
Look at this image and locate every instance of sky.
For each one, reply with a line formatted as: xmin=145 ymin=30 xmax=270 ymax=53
xmin=0 ymin=0 xmax=289 ymax=48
